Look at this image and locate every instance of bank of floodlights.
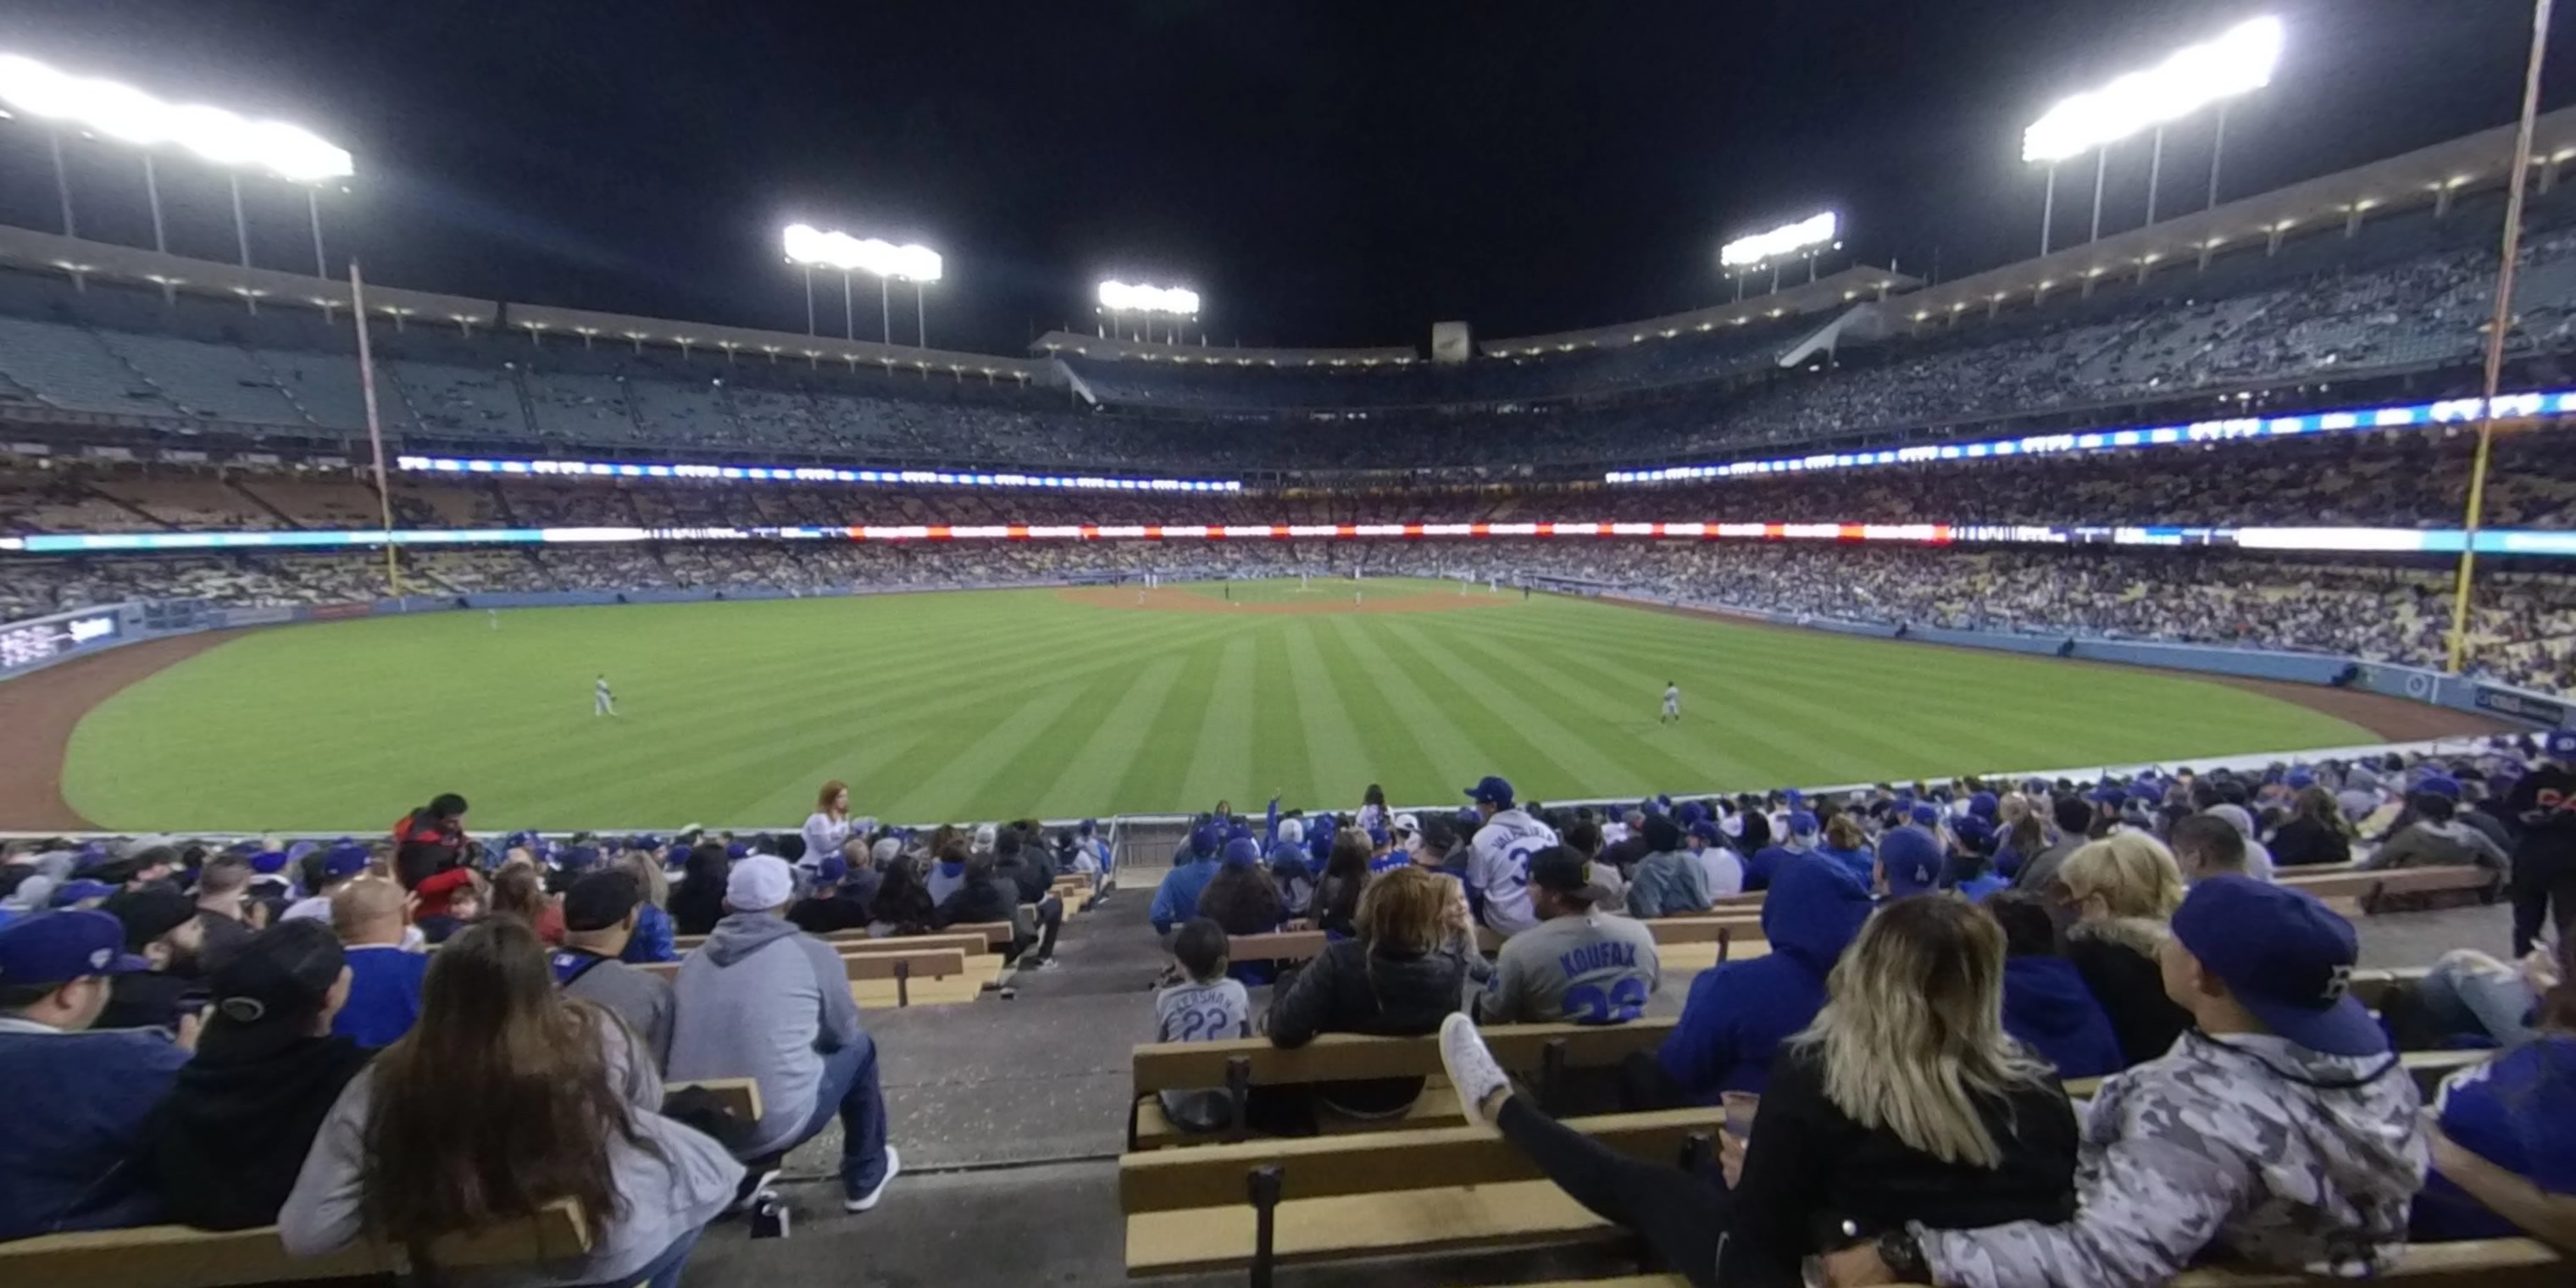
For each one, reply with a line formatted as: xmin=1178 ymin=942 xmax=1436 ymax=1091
xmin=780 ymin=223 xmax=942 ymax=345
xmin=2022 ymin=16 xmax=2283 ymax=250
xmin=1096 ymin=280 xmax=1200 ymax=315
xmin=1720 ymin=212 xmax=1839 ymax=269
xmin=0 ymin=53 xmax=352 ymax=181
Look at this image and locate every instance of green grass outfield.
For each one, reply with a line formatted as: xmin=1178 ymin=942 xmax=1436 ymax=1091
xmin=61 ymin=578 xmax=2375 ymax=832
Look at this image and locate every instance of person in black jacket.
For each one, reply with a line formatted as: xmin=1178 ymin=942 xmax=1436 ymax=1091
xmin=668 ymin=842 xmax=730 ymax=938
xmin=2267 ymin=786 xmax=2354 ymax=869
xmin=132 ymin=919 xmax=371 ymax=1230
xmin=934 ymin=850 xmax=1035 ymax=963
xmin=1438 ymin=894 xmax=2079 ymax=1288
xmin=2055 ymin=834 xmax=2193 ymax=1069
xmin=1267 ymin=865 xmax=1480 ymax=1119
xmin=993 ymin=829 xmax=1063 ymax=967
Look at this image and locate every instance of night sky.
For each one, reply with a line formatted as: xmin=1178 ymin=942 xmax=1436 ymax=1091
xmin=0 ymin=1 xmax=2568 ymax=354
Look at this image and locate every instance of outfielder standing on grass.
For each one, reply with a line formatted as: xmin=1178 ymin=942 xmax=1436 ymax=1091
xmin=594 ymin=675 xmax=617 ymax=718
xmin=1661 ymin=680 xmax=1682 ymax=724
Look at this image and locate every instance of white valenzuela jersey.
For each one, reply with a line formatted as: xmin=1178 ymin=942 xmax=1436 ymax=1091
xmin=1468 ymin=808 xmax=1557 ymax=937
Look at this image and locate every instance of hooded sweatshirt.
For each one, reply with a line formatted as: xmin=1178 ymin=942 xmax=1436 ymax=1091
xmin=1918 ymin=1031 xmax=2427 ymax=1288
xmin=1626 ymin=847 xmax=1712 ymax=919
xmin=2000 ymin=956 xmax=2124 ymax=1080
xmin=664 ymin=912 xmax=864 ymax=1158
xmin=1742 ymin=839 xmax=1813 ymax=892
xmin=1148 ymin=856 xmax=1220 ymax=935
xmin=925 ymin=859 xmax=969 ymax=908
xmin=1657 ymin=855 xmax=1872 ymax=1096
xmin=133 ymin=1030 xmax=374 ymax=1230
xmin=2359 ymin=819 xmax=2509 ymax=876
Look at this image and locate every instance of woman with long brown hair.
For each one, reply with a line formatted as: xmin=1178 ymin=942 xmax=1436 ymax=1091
xmin=2267 ymin=785 xmax=2355 ymax=869
xmin=802 ymin=780 xmax=855 ymax=871
xmin=1438 ymin=895 xmax=2079 ymax=1287
xmin=279 ymin=919 xmax=741 ymax=1288
xmin=486 ymin=864 xmax=564 ymax=947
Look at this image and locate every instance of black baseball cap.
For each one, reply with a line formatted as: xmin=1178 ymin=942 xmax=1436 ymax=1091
xmin=563 ymin=870 xmax=643 ymax=934
xmin=1527 ymin=846 xmax=1608 ymax=904
xmin=205 ymin=920 xmax=346 ymax=1055
xmin=101 ymin=886 xmax=197 ymax=949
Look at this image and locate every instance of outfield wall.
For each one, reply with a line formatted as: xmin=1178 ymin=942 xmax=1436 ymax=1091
xmin=7 ymin=578 xmax=2569 ymax=736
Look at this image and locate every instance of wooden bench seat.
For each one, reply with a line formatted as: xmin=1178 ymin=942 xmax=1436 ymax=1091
xmin=1129 ymin=1019 xmax=1677 ymax=1149
xmin=1121 ymin=1107 xmax=1722 ymax=1275
xmin=0 ymin=1198 xmax=590 ymax=1288
xmin=1133 ymin=1078 xmax=1464 ymax=1149
xmin=639 ymin=943 xmax=984 ymax=1006
xmin=2277 ymin=864 xmax=2494 ymax=911
xmin=2062 ymin=1047 xmax=2486 ymax=1101
xmin=1458 ymin=1238 xmax=2564 ymax=1288
xmin=665 ymin=1076 xmax=762 ymax=1122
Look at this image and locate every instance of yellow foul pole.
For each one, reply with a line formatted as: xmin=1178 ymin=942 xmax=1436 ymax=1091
xmin=2448 ymin=0 xmax=2553 ymax=674
xmin=347 ymin=260 xmax=402 ymax=599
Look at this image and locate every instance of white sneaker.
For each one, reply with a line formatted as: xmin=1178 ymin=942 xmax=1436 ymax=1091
xmin=1438 ymin=1013 xmax=1512 ymax=1132
xmin=844 ymin=1146 xmax=901 ymax=1213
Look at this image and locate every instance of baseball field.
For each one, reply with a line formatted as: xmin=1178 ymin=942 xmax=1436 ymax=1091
xmin=43 ymin=577 xmax=2412 ymax=833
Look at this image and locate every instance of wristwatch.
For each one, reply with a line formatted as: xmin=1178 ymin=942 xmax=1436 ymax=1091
xmin=1877 ymin=1226 xmax=1932 ymax=1284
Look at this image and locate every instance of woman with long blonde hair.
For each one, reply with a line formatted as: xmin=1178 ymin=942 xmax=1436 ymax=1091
xmin=1436 ymin=896 xmax=2079 ymax=1287
xmin=2055 ymin=831 xmax=2192 ymax=1067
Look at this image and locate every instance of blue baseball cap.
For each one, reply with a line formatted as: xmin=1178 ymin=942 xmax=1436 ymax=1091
xmin=2412 ymin=774 xmax=2462 ymax=802
xmin=0 ymin=910 xmax=151 ymax=986
xmin=1686 ymin=821 xmax=1720 ymax=844
xmin=2170 ymin=875 xmax=2384 ymax=1058
xmin=1188 ymin=823 xmax=1223 ymax=858
xmin=2285 ymin=768 xmax=2317 ymax=790
xmin=1786 ymin=810 xmax=1819 ymax=836
xmin=1908 ymin=802 xmax=1940 ymax=827
xmin=320 ymin=843 xmax=372 ymax=881
xmin=2545 ymin=729 xmax=2576 ymax=760
xmin=816 ymin=855 xmax=850 ymax=885
xmin=1080 ymin=819 xmax=1096 ymax=836
xmin=1364 ymin=827 xmax=1390 ymax=848
xmin=250 ymin=850 xmax=291 ymax=875
xmin=50 ymin=880 xmax=114 ymax=908
xmin=1466 ymin=775 xmax=1515 ymax=806
xmin=1782 ymin=789 xmax=1806 ymax=808
xmin=558 ymin=845 xmax=602 ymax=872
xmin=1968 ymin=791 xmax=1998 ymax=820
xmin=1223 ymin=838 xmax=1263 ymax=867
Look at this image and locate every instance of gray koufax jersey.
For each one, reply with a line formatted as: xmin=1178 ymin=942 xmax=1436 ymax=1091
xmin=1918 ymin=1030 xmax=2428 ymax=1288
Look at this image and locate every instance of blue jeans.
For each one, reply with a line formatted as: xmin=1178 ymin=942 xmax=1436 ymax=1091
xmin=575 ymin=1229 xmax=697 ymax=1288
xmin=791 ymin=1029 xmax=891 ymax=1197
xmin=2415 ymin=952 xmax=2539 ymax=1049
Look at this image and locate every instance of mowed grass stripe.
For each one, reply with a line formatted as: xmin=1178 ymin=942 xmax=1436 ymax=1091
xmin=941 ymin=667 xmax=1148 ymax=820
xmin=1305 ymin=617 xmax=1451 ymax=809
xmin=1365 ymin=622 xmax=1574 ymax=802
xmin=1177 ymin=632 xmax=1261 ymax=811
xmin=1110 ymin=640 xmax=1225 ymax=814
xmin=1030 ymin=656 xmax=1191 ymax=819
xmin=1279 ymin=620 xmax=1375 ymax=804
xmin=1246 ymin=628 xmax=1312 ymax=812
xmin=1320 ymin=615 xmax=1489 ymax=800
xmin=872 ymin=682 xmax=1092 ymax=823
xmin=1376 ymin=620 xmax=1620 ymax=801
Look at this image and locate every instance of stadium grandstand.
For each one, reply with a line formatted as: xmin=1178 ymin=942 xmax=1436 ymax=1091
xmin=5 ymin=10 xmax=2576 ymax=1288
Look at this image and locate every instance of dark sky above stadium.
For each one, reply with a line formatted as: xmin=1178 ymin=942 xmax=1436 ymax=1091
xmin=0 ymin=1 xmax=2571 ymax=354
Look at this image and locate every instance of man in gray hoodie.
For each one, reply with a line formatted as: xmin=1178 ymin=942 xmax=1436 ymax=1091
xmin=666 ymin=855 xmax=900 ymax=1213
xmin=1828 ymin=876 xmax=2425 ymax=1288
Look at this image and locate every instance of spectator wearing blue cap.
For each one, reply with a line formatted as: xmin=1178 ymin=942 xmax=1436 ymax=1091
xmin=1835 ymin=875 xmax=2427 ymax=1288
xmin=1365 ymin=825 xmax=1404 ymax=873
xmin=1744 ymin=810 xmax=1821 ymax=892
xmin=280 ymin=843 xmax=375 ymax=927
xmin=1149 ymin=822 xmax=1226 ymax=945
xmin=2410 ymin=935 xmax=2576 ymax=1245
xmin=1879 ymin=805 xmax=1947 ymax=899
xmin=1074 ymin=819 xmax=1114 ymax=893
xmin=1625 ymin=816 xmax=1711 ymax=920
xmin=789 ymin=849 xmax=873 ymax=936
xmin=0 ymin=909 xmax=192 ymax=1241
xmin=926 ymin=831 xmax=975 ymax=910
xmin=1463 ymin=775 xmax=1558 ymax=940
xmin=1683 ymin=820 xmax=1744 ymax=900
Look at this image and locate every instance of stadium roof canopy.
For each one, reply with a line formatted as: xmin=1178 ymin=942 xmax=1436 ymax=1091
xmin=0 ymin=222 xmax=1051 ymax=380
xmin=1478 ymin=264 xmax=1918 ymax=358
xmin=1030 ymin=330 xmax=1419 ymax=368
xmin=1891 ymin=105 xmax=2576 ymax=324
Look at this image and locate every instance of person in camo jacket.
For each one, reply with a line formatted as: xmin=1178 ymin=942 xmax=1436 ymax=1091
xmin=1824 ymin=877 xmax=2425 ymax=1288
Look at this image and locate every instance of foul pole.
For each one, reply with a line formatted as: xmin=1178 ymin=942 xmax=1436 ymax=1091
xmin=348 ymin=261 xmax=402 ymax=598
xmin=2447 ymin=0 xmax=2553 ymax=674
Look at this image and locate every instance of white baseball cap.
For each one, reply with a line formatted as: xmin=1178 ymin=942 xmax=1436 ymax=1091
xmin=725 ymin=855 xmax=795 ymax=913
xmin=1391 ymin=813 xmax=1422 ymax=837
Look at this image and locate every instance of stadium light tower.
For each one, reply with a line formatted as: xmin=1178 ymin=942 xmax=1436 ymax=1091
xmin=0 ymin=52 xmax=354 ymax=275
xmin=1096 ymin=280 xmax=1200 ymax=345
xmin=1718 ymin=212 xmax=1840 ymax=298
xmin=2021 ymin=16 xmax=2283 ymax=253
xmin=781 ymin=224 xmax=943 ymax=346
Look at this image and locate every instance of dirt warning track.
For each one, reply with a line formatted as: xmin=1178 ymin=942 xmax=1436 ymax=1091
xmin=0 ymin=630 xmax=242 ymax=830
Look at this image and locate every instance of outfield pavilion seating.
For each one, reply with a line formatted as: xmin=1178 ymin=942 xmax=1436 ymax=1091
xmin=387 ymin=359 xmax=531 ymax=438
xmin=523 ymin=368 xmax=639 ymax=442
xmin=0 ymin=314 xmax=179 ymax=416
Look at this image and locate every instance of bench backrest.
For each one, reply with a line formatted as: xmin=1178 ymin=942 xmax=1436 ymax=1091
xmin=0 ymin=1198 xmax=590 ymax=1288
xmin=2061 ymin=1047 xmax=2485 ymax=1101
xmin=1132 ymin=1018 xmax=1677 ymax=1093
xmin=639 ymin=944 xmax=969 ymax=984
xmin=2277 ymin=865 xmax=2487 ymax=900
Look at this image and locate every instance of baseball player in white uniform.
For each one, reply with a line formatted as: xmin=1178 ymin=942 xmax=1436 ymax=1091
xmin=593 ymin=675 xmax=617 ymax=717
xmin=1463 ymin=775 xmax=1556 ymax=939
xmin=1661 ymin=681 xmax=1682 ymax=724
